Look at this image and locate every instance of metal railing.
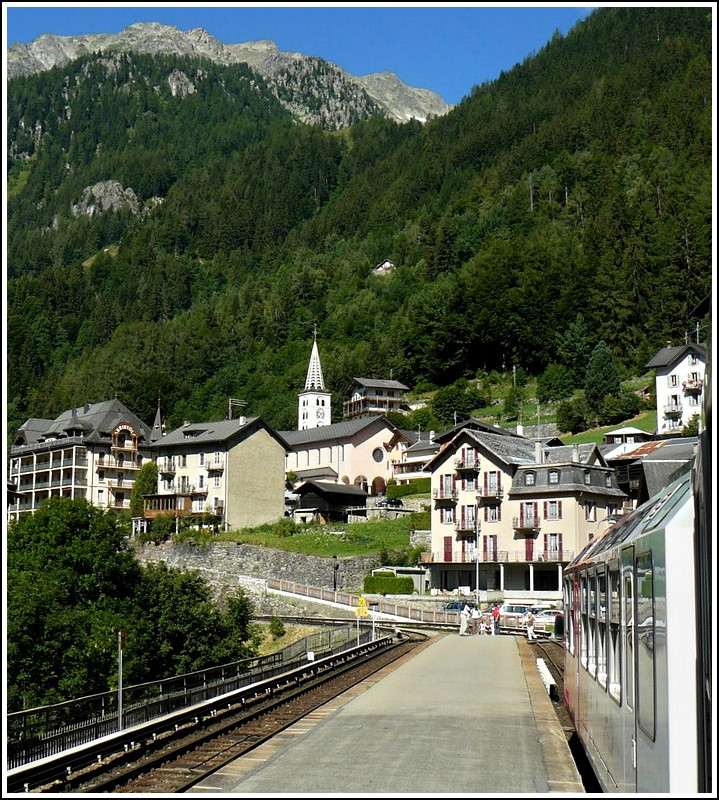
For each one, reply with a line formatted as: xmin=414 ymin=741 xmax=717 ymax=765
xmin=7 ymin=624 xmax=358 ymax=770
xmin=420 ymin=549 xmax=573 ymax=564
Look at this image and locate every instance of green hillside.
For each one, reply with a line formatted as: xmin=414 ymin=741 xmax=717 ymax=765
xmin=6 ymin=7 xmax=712 ymax=436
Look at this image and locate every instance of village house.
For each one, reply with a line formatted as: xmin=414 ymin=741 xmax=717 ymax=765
xmin=144 ymin=414 xmax=288 ymax=532
xmin=422 ymin=427 xmax=626 ymax=603
xmin=645 ymin=341 xmax=707 ymax=434
xmin=7 ymin=398 xmax=157 ymax=521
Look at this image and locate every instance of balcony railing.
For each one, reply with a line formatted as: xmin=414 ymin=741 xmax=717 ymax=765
xmin=432 ymin=488 xmax=457 ymax=501
xmin=513 ymin=515 xmax=541 ymax=531
xmin=454 ymin=456 xmax=480 ymax=471
xmin=454 ymin=519 xmax=479 ymax=533
xmin=663 ymin=403 xmax=683 ymax=417
xmin=682 ymin=380 xmax=702 ymax=393
xmin=477 ymin=486 xmax=503 ymax=502
xmin=423 ymin=549 xmax=574 ymax=564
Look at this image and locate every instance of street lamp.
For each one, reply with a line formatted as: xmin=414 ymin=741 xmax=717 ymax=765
xmin=332 ymin=554 xmax=339 ymax=591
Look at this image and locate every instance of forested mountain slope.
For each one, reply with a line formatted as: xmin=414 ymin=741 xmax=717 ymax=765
xmin=6 ymin=6 xmax=712 ymax=436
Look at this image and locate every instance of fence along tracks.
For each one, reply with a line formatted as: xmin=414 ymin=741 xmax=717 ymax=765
xmin=18 ymin=631 xmax=426 ymax=794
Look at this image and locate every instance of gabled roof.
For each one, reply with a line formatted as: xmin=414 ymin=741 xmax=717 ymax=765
xmin=544 ymin=443 xmax=607 ymax=467
xmin=12 ymin=399 xmax=152 ymax=449
xmin=432 ymin=417 xmax=521 ymax=445
xmin=645 ymin=342 xmax=707 ymax=370
xmin=295 ymin=480 xmax=368 ymax=498
xmin=425 ymin=429 xmax=537 ymax=472
xmin=347 ymin=377 xmax=410 ymax=392
xmin=150 ymin=416 xmax=290 ymax=451
xmin=280 ymin=415 xmax=408 ymax=448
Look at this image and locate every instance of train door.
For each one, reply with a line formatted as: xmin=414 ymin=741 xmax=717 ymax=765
xmin=620 ymin=545 xmax=637 ymax=793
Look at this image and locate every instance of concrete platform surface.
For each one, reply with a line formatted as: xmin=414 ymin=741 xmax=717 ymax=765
xmin=189 ymin=632 xmax=585 ymax=795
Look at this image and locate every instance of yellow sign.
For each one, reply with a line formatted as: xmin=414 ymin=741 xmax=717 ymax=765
xmin=356 ymin=596 xmax=368 ymax=616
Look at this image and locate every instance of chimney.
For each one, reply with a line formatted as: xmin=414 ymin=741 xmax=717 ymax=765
xmin=183 ymin=420 xmax=190 ymax=427
xmin=666 ymin=340 xmax=672 ymax=349
xmin=429 ymin=430 xmax=435 ymax=442
xmin=572 ymin=443 xmax=580 ymax=463
xmin=535 ymin=441 xmax=542 ymax=464
xmin=84 ymin=403 xmax=90 ymax=413
xmin=239 ymin=415 xmax=247 ymax=426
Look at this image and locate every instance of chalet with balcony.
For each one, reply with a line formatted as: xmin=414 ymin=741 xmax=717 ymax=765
xmin=423 ymin=429 xmax=626 ymax=603
xmin=645 ymin=341 xmax=707 ymax=434
xmin=7 ymin=398 xmax=155 ymax=521
xmin=342 ymin=378 xmax=410 ymax=420
xmin=146 ymin=416 xmax=289 ymax=531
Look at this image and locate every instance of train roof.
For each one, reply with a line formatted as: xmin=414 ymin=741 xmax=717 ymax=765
xmin=565 ymin=469 xmax=693 ymax=568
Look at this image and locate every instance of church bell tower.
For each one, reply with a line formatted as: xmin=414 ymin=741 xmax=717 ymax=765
xmin=298 ymin=328 xmax=331 ymax=430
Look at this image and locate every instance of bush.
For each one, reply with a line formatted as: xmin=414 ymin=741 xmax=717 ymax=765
xmin=363 ymin=573 xmax=415 ymax=595
xmin=269 ymin=616 xmax=286 ymax=639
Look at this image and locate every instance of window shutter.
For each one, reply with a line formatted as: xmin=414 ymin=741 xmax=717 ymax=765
xmin=497 ymin=472 xmax=502 ymax=493
xmin=484 ymin=506 xmax=488 ymax=522
xmin=484 ymin=472 xmax=488 ymax=493
xmin=520 ymin=502 xmax=525 ymax=518
xmin=497 ymin=504 xmax=501 ymax=522
xmin=558 ymin=501 xmax=563 ymax=519
xmin=543 ymin=501 xmax=548 ymax=517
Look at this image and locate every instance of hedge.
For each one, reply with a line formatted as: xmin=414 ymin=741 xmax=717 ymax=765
xmin=363 ymin=573 xmax=415 ymax=595
xmin=387 ymin=478 xmax=430 ymax=499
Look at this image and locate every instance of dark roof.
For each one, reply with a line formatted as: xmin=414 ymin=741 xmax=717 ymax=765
xmin=645 ymin=342 xmax=707 ymax=370
xmin=150 ymin=416 xmax=290 ymax=451
xmin=280 ymin=416 xmax=406 ymax=448
xmin=432 ymin=417 xmax=520 ymax=445
xmin=510 ymin=464 xmax=626 ymax=498
xmin=347 ymin=377 xmax=410 ymax=392
xmin=12 ymin=399 xmax=153 ymax=450
xmin=294 ymin=466 xmax=339 ymax=480
xmin=295 ymin=480 xmax=369 ymax=498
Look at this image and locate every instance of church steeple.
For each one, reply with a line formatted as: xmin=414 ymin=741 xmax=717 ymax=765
xmin=150 ymin=397 xmax=165 ymax=442
xmin=298 ymin=327 xmax=331 ymax=430
xmin=304 ymin=329 xmax=326 ymax=391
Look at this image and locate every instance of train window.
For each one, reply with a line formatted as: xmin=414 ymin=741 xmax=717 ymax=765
xmin=623 ymin=549 xmax=634 ymax=712
xmin=636 ymin=551 xmax=656 ymax=741
xmin=608 ymin=566 xmax=621 ymax=704
xmin=597 ymin=567 xmax=607 ymax=690
xmin=588 ymin=570 xmax=596 ymax=677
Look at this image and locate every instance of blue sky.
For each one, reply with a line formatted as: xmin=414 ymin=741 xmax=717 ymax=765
xmin=3 ymin=3 xmax=601 ymax=105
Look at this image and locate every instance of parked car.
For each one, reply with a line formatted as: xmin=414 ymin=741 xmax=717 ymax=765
xmin=443 ymin=600 xmax=476 ymax=613
xmin=498 ymin=603 xmax=533 ymax=627
xmin=376 ymin=497 xmax=403 ymax=508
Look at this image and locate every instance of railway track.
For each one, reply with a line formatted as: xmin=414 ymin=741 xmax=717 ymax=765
xmin=27 ymin=631 xmax=427 ymax=794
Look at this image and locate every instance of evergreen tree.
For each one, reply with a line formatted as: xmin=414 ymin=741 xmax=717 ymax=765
xmin=584 ymin=340 xmax=621 ymax=413
xmin=130 ymin=460 xmax=159 ymax=517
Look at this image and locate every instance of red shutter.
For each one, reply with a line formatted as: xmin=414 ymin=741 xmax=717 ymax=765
xmin=484 ymin=506 xmax=488 ymax=522
xmin=497 ymin=504 xmax=501 ymax=522
xmin=543 ymin=501 xmax=548 ymax=518
xmin=497 ymin=472 xmax=501 ymax=493
xmin=443 ymin=536 xmax=453 ymax=562
xmin=484 ymin=472 xmax=488 ymax=494
xmin=558 ymin=501 xmax=563 ymax=520
xmin=558 ymin=533 xmax=563 ymax=560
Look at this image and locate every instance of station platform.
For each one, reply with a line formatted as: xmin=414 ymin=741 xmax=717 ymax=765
xmin=188 ymin=631 xmax=585 ymax=795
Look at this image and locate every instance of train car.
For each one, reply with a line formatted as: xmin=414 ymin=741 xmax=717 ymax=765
xmin=562 ymin=429 xmax=712 ymax=793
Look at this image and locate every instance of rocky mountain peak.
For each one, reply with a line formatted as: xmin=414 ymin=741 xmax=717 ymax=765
xmin=7 ymin=22 xmax=452 ymax=128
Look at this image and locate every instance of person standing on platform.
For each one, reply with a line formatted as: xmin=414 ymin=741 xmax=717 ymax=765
xmin=526 ymin=610 xmax=537 ymax=641
xmin=492 ymin=604 xmax=501 ymax=635
xmin=459 ymin=602 xmax=471 ymax=636
xmin=471 ymin=605 xmax=481 ymax=634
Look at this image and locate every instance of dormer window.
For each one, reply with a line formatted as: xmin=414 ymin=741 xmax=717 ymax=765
xmin=584 ymin=470 xmax=591 ymax=485
xmin=549 ymin=470 xmax=559 ymax=484
xmin=525 ymin=471 xmax=535 ymax=486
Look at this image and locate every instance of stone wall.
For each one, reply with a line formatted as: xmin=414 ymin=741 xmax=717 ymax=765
xmin=132 ymin=540 xmax=379 ymax=614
